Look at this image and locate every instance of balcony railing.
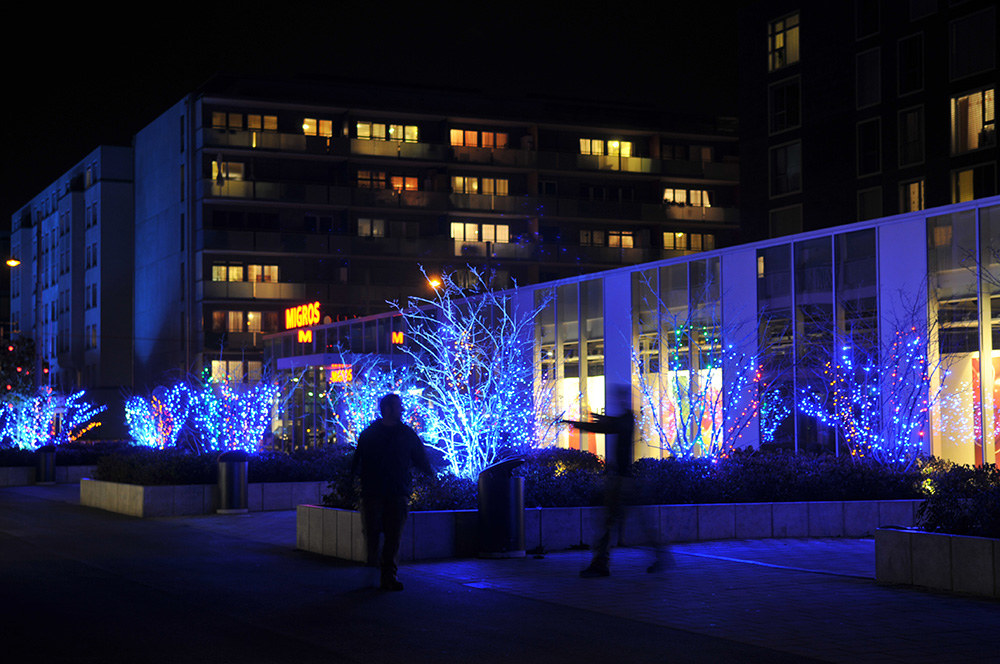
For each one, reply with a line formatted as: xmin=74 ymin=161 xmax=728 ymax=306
xmin=199 ymin=180 xmax=738 ymax=225
xmin=199 ymin=128 xmax=738 ymax=182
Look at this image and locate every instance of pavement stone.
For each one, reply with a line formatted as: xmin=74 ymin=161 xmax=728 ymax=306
xmin=3 ymin=484 xmax=999 ymax=663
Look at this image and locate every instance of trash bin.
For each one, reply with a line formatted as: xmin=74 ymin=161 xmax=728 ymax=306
xmin=36 ymin=445 xmax=56 ymax=485
xmin=217 ymin=450 xmax=249 ymax=514
xmin=477 ymin=457 xmax=525 ymax=558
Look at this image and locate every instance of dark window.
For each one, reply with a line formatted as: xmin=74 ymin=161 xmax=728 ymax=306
xmin=857 ymin=120 xmax=881 ymax=175
xmin=769 ymin=78 xmax=801 ymax=133
xmin=950 ymin=8 xmax=996 ymax=80
xmin=856 ymin=49 xmax=881 ymax=108
xmin=770 ymin=142 xmax=802 ymax=196
xmin=899 ymin=107 xmax=924 ymax=166
xmin=855 ymin=0 xmax=879 ymax=38
xmin=898 ymin=34 xmax=923 ymax=95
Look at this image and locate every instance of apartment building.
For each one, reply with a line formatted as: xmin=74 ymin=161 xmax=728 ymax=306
xmin=133 ymin=76 xmax=740 ymax=388
xmin=739 ymin=0 xmax=997 ymax=239
xmin=9 ymin=146 xmax=135 ymax=433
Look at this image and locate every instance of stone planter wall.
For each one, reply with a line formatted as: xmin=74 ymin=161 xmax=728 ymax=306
xmin=80 ymin=478 xmax=329 ymax=517
xmin=298 ymin=499 xmax=923 ymax=563
xmin=875 ymin=527 xmax=1000 ymax=598
xmin=0 ymin=465 xmax=97 ymax=486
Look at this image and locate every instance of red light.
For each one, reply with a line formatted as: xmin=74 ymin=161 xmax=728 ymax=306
xmin=42 ymin=368 xmax=48 ymax=374
xmin=5 ymin=385 xmax=10 ymax=390
xmin=15 ymin=366 xmax=21 ymax=372
xmin=6 ymin=345 xmax=12 ymax=352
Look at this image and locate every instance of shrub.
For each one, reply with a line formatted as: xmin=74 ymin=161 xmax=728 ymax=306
xmin=0 ymin=447 xmax=35 ymax=467
xmin=917 ymin=460 xmax=1000 ymax=539
xmin=518 ymin=448 xmax=605 ymax=507
xmin=95 ymin=448 xmax=217 ymax=485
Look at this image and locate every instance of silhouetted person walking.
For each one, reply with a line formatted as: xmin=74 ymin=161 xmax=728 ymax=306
xmin=562 ymin=384 xmax=671 ymax=577
xmin=351 ymin=393 xmax=433 ymax=590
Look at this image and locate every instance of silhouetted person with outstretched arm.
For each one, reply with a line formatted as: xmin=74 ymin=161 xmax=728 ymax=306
xmin=351 ymin=393 xmax=433 ymax=591
xmin=562 ymin=384 xmax=672 ymax=577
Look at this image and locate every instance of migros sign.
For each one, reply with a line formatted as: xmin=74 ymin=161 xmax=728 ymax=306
xmin=285 ymin=302 xmax=321 ymax=330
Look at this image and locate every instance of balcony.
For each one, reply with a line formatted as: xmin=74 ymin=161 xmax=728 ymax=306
xmin=351 ymin=139 xmax=445 ymax=161
xmin=644 ymin=204 xmax=739 ymax=224
xmin=351 ymin=188 xmax=448 ymax=210
xmin=200 ymin=280 xmax=308 ymax=301
xmin=448 ymin=193 xmax=530 ymax=214
xmin=199 ymin=180 xmax=353 ymax=206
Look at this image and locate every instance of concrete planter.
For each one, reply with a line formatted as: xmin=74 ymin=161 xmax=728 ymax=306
xmin=80 ymin=478 xmax=328 ymax=517
xmin=298 ymin=498 xmax=923 ymax=563
xmin=875 ymin=527 xmax=999 ymax=598
xmin=0 ymin=465 xmax=98 ymax=486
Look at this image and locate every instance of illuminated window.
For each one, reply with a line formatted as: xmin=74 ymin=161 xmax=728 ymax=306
xmin=358 ymin=218 xmax=386 ymax=237
xmin=450 ymin=222 xmax=508 ymax=243
xmin=768 ymin=13 xmax=799 ymax=72
xmin=663 ymin=188 xmax=712 ymax=206
xmin=452 ymin=176 xmax=479 ymax=194
xmin=951 ymin=88 xmax=995 ymax=154
xmin=662 ymin=232 xmax=715 ymax=251
xmin=356 ymin=171 xmax=386 ymax=188
xmin=247 ymin=311 xmax=262 ymax=334
xmin=579 ymin=139 xmax=604 ymax=155
xmin=608 ymin=231 xmax=634 ymax=249
xmin=358 ymin=121 xmax=417 ymax=142
xmin=390 ymin=176 xmax=418 ymax=193
xmin=482 ymin=178 xmax=509 ymax=195
xmin=899 ymin=180 xmax=924 ymax=212
xmin=451 ymin=129 xmax=508 ymax=148
xmin=481 ymin=224 xmax=509 ymax=243
xmin=580 ymin=138 xmax=633 ymax=156
xmin=212 ymin=311 xmax=226 ymax=332
xmin=212 ymin=161 xmax=244 ymax=181
xmin=952 ymin=163 xmax=997 ymax=203
xmin=212 ymin=112 xmax=226 ymax=128
xmin=248 ymin=264 xmax=278 ymax=282
xmin=304 ymin=119 xmax=334 ymax=137
xmin=227 ymin=311 xmax=243 ymax=333
xmin=247 ymin=115 xmax=278 ymax=131
xmin=607 ymin=140 xmax=632 ymax=157
xmin=212 ymin=264 xmax=243 ymax=282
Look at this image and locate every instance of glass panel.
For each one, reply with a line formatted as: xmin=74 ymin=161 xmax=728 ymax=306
xmin=795 ymin=238 xmax=835 ymax=454
xmin=928 ymin=211 xmax=980 ymax=464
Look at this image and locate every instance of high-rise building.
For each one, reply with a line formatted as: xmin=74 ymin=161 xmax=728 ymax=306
xmin=739 ymin=0 xmax=997 ymax=240
xmin=133 ymin=76 xmax=740 ymax=388
xmin=9 ymin=146 xmax=134 ymax=435
xmin=11 ymin=77 xmax=740 ymax=407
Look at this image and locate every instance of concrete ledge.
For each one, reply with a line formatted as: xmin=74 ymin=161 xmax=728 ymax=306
xmin=80 ymin=479 xmax=329 ymax=517
xmin=298 ymin=499 xmax=924 ymax=563
xmin=0 ymin=465 xmax=97 ymax=486
xmin=876 ymin=527 xmax=999 ymax=599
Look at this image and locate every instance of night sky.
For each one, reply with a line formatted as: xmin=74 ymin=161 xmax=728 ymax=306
xmin=5 ymin=3 xmax=745 ymax=223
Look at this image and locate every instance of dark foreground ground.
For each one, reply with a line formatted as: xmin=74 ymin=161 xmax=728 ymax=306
xmin=2 ymin=485 xmax=997 ymax=663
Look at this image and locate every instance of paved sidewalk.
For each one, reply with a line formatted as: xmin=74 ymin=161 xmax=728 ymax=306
xmin=3 ymin=484 xmax=998 ymax=663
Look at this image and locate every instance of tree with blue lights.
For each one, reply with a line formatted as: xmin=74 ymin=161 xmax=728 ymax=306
xmin=392 ymin=267 xmax=556 ymax=479
xmin=125 ymin=383 xmax=191 ymax=449
xmin=324 ymin=352 xmax=426 ymax=447
xmin=797 ymin=309 xmax=949 ymax=471
xmin=188 ymin=373 xmax=280 ymax=453
xmin=633 ymin=276 xmax=791 ymax=459
xmin=1 ymin=387 xmax=106 ymax=449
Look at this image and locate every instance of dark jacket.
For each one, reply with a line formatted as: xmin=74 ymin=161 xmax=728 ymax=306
xmin=567 ymin=412 xmax=634 ymax=477
xmin=351 ymin=419 xmax=433 ymax=497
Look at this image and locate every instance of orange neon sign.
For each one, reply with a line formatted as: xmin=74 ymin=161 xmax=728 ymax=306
xmin=391 ymin=331 xmax=404 ymax=344
xmin=328 ymin=364 xmax=353 ymax=383
xmin=297 ymin=330 xmax=313 ymax=343
xmin=285 ymin=301 xmax=321 ymax=329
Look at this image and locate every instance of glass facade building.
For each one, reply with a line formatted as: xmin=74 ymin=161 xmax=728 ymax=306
xmin=265 ymin=197 xmax=1000 ymax=466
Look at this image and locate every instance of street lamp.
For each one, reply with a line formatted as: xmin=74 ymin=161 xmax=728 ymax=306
xmin=6 ymin=258 xmax=20 ymax=267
